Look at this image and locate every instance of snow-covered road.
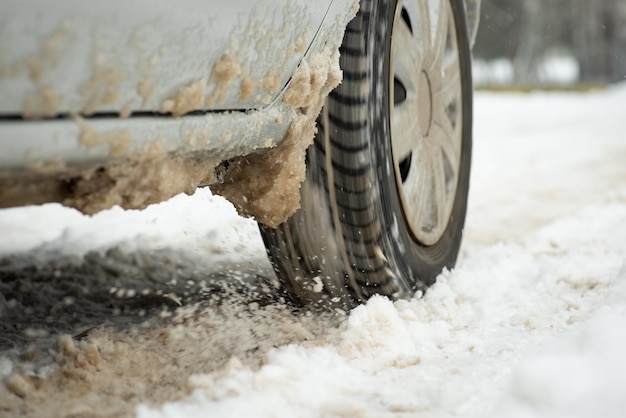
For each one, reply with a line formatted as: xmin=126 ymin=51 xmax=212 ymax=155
xmin=1 ymin=85 xmax=626 ymax=418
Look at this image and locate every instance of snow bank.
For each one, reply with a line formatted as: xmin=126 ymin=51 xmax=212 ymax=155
xmin=0 ymin=189 xmax=267 ymax=270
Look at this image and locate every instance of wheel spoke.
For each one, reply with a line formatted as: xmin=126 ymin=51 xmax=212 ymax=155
xmin=434 ymin=58 xmax=460 ymax=107
xmin=391 ymin=97 xmax=421 ymax=162
xmin=430 ymin=0 xmax=448 ymax=66
xmin=413 ymin=148 xmax=435 ymax=231
xmin=417 ymin=0 xmax=432 ymax=49
xmin=431 ymin=118 xmax=459 ymax=181
xmin=392 ymin=18 xmax=422 ymax=94
xmin=391 ymin=12 xmax=423 ymax=165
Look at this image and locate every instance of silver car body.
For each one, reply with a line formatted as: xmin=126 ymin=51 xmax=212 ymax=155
xmin=0 ymin=0 xmax=480 ymax=216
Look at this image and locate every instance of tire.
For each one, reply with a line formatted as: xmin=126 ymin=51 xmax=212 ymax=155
xmin=260 ymin=0 xmax=473 ymax=309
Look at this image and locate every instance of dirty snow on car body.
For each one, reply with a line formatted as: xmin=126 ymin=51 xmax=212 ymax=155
xmin=2 ymin=85 xmax=626 ymax=418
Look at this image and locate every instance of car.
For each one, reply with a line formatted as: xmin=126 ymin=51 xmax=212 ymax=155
xmin=0 ymin=0 xmax=481 ymax=309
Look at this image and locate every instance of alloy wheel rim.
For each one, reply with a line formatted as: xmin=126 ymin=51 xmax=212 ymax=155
xmin=390 ymin=0 xmax=464 ymax=246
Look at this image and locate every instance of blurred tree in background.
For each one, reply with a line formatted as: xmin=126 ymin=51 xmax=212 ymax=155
xmin=473 ymin=0 xmax=626 ymax=85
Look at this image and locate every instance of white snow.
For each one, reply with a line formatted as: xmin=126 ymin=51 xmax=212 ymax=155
xmin=473 ymin=59 xmax=515 ymax=86
xmin=473 ymin=54 xmax=580 ymax=86
xmin=2 ymin=84 xmax=626 ymax=417
xmin=536 ymin=54 xmax=580 ymax=84
xmin=0 ymin=188 xmax=267 ymax=270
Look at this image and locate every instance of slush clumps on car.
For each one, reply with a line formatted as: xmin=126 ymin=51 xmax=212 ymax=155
xmin=211 ymin=50 xmax=344 ymax=228
xmin=60 ymin=143 xmax=218 ymax=215
xmin=22 ymin=86 xmax=60 ymax=119
xmin=160 ymin=79 xmax=207 ymax=117
xmin=75 ymin=116 xmax=133 ymax=158
xmin=209 ymin=1 xmax=360 ymax=227
xmin=206 ymin=54 xmax=243 ymax=107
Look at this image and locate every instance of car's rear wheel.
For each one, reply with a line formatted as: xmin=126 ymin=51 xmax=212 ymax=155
xmin=260 ymin=0 xmax=472 ymax=309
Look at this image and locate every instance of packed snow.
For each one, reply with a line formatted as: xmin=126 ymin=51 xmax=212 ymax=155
xmin=1 ymin=84 xmax=626 ymax=417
